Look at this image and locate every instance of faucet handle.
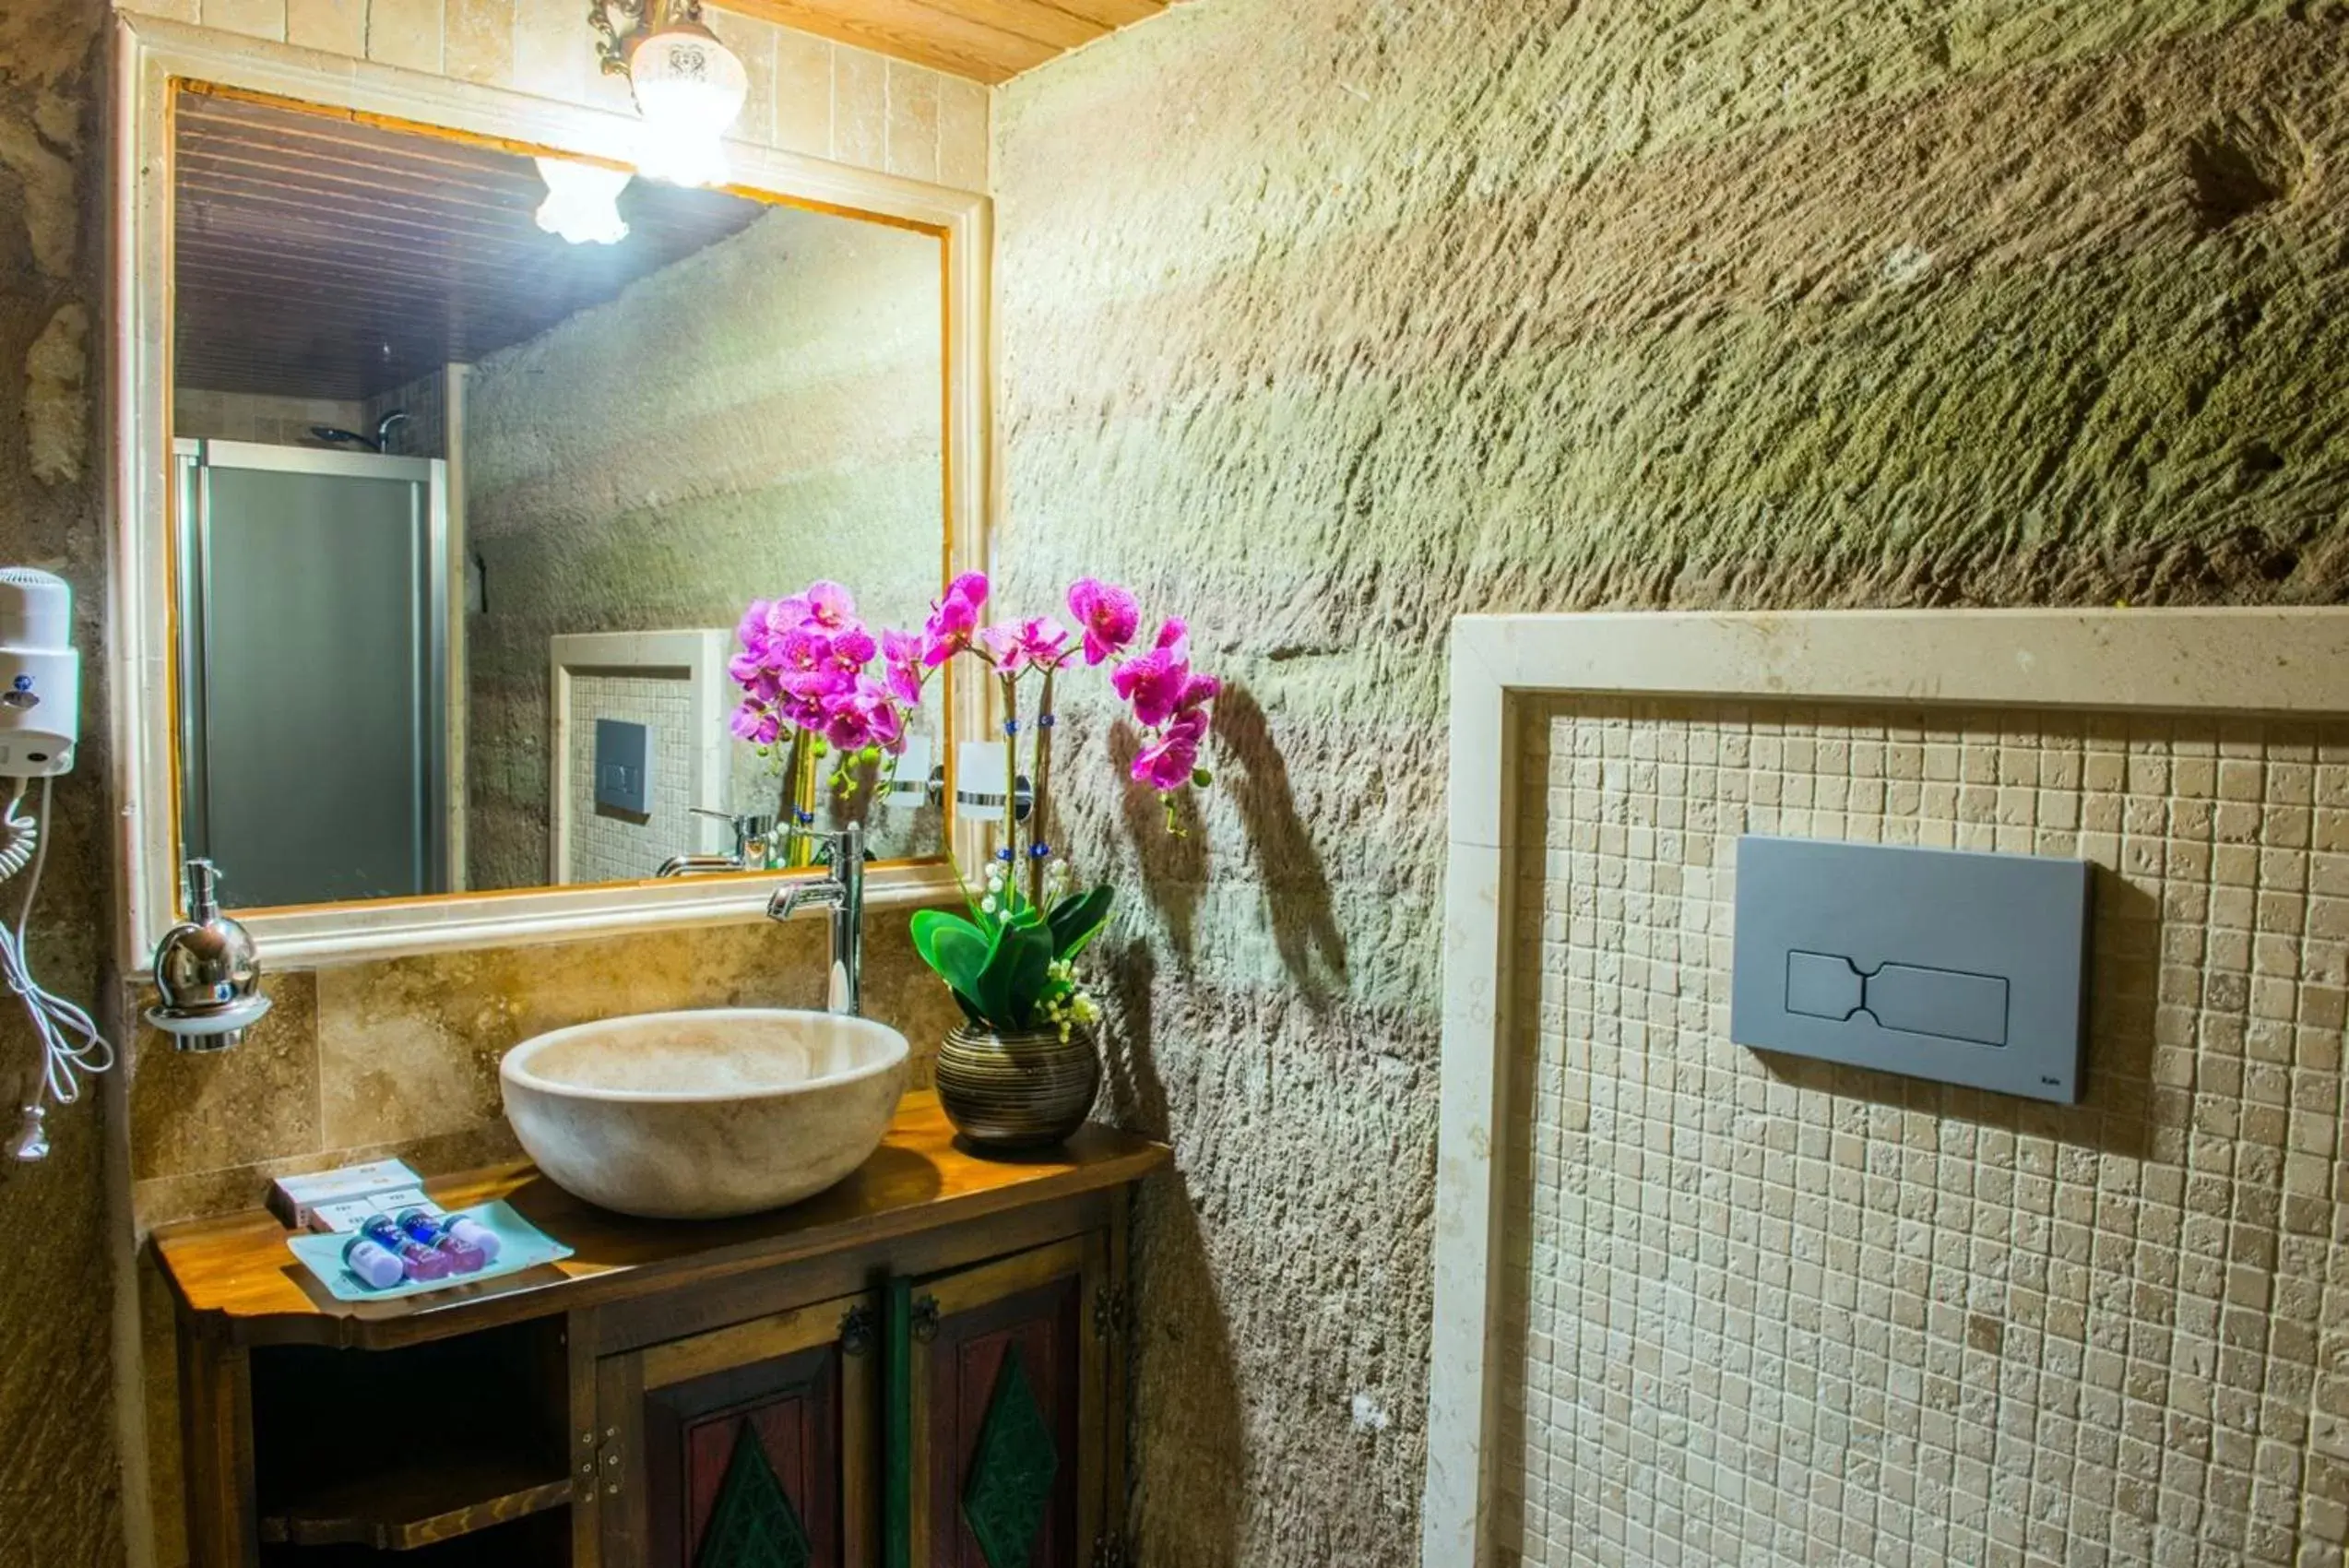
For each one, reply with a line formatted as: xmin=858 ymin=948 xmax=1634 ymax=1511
xmin=784 ymin=821 xmax=867 ymax=866
xmin=690 ymin=809 xmax=775 ymax=863
xmin=691 ymin=808 xmax=774 ymax=833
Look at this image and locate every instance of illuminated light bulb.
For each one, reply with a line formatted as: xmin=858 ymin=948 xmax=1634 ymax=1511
xmin=627 ymin=20 xmax=747 ymax=188
xmin=534 ymin=157 xmax=631 ymax=245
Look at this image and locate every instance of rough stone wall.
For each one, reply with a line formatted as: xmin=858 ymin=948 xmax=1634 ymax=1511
xmin=464 ymin=204 xmax=947 ymax=888
xmin=0 ymin=0 xmax=122 ymax=1562
xmin=991 ymin=3 xmax=2349 ymax=1562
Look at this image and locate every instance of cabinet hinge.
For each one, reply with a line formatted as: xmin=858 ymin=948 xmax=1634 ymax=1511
xmin=1091 ymin=1528 xmax=1134 ymax=1568
xmin=1092 ymin=1281 xmax=1131 ymax=1339
xmin=594 ymin=1425 xmax=623 ymax=1500
xmin=910 ymin=1292 xmax=942 ymax=1344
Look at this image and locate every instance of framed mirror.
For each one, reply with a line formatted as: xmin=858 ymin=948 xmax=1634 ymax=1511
xmin=112 ymin=15 xmax=987 ymax=968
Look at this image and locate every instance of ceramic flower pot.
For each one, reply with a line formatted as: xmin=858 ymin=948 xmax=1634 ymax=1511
xmin=934 ymin=1023 xmax=1101 ymax=1152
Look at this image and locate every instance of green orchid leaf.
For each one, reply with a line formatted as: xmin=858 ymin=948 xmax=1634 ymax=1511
xmin=929 ymin=919 xmax=995 ymax=1008
xmin=910 ymin=909 xmax=986 ymax=976
xmin=1048 ymin=885 xmax=1115 ymax=963
xmin=1004 ymin=922 xmax=1056 ymax=1029
xmin=970 ymin=921 xmax=1014 ymax=1028
xmin=976 ymin=919 xmax=1055 ymax=1030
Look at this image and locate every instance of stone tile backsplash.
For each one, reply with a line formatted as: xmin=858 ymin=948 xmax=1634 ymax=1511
xmin=1499 ymin=699 xmax=2349 ymax=1567
xmin=126 ymin=915 xmax=966 ymax=1229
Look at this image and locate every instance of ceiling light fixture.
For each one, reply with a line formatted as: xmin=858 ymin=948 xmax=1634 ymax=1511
xmin=589 ymin=0 xmax=747 ymax=189
xmin=533 ymin=158 xmax=632 ymax=245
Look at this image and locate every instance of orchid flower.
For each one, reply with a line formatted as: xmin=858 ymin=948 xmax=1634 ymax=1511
xmin=1067 ymin=578 xmax=1140 ymax=665
xmin=984 ymin=616 xmax=1073 ymax=675
xmin=729 ymin=701 xmax=780 ymax=745
xmin=823 ymin=692 xmax=880 ymax=752
xmin=1109 ymin=620 xmax=1203 ymax=728
xmin=1131 ymin=707 xmax=1208 ymax=791
xmin=828 ymin=625 xmax=878 ymax=673
xmin=923 ymin=573 xmax=989 ymax=667
xmin=801 ymin=579 xmax=856 ymax=632
xmin=882 ymin=629 xmax=926 ymax=705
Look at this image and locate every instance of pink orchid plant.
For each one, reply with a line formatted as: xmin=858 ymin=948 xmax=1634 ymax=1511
xmin=730 ymin=573 xmax=1217 ymax=1039
xmin=727 ymin=582 xmax=909 ymax=854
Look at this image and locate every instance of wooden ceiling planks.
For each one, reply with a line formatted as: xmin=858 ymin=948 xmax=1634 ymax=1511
xmin=717 ymin=0 xmax=1172 ymax=84
xmin=172 ymin=89 xmax=771 ymax=404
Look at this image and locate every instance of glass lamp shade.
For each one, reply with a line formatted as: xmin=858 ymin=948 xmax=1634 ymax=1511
xmin=533 ymin=158 xmax=632 ymax=245
xmin=627 ymin=21 xmax=748 ymax=188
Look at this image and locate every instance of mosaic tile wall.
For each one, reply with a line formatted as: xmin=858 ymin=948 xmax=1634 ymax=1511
xmin=563 ymin=670 xmax=709 ymax=885
xmin=173 ymin=388 xmax=366 ymax=445
xmin=1496 ymin=698 xmax=2349 ymax=1567
xmin=365 ymin=367 xmax=453 ymax=458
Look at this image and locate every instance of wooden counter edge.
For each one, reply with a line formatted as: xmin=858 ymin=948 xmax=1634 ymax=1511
xmin=152 ymin=1108 xmax=1173 ymax=1351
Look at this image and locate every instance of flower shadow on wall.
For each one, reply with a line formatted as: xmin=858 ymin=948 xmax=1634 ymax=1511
xmin=1211 ymin=683 xmax=1348 ymax=1009
xmin=1110 ymin=720 xmax=1207 ymax=961
xmin=1109 ymin=683 xmax=1347 ymax=1007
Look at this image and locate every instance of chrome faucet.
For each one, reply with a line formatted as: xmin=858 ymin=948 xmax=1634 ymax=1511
xmin=767 ymin=822 xmax=864 ymax=1016
xmin=658 ymin=811 xmax=775 ymax=878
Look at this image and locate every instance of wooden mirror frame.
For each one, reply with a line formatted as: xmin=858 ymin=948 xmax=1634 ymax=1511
xmin=108 ymin=12 xmax=989 ymax=972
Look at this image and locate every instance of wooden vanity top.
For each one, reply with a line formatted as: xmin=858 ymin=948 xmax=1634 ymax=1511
xmin=151 ymin=1092 xmax=1169 ymax=1350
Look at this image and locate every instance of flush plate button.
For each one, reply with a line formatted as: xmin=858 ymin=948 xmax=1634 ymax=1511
xmin=1785 ymin=951 xmax=1863 ymax=1021
xmin=1731 ymin=836 xmax=2091 ymax=1103
xmin=1869 ymin=962 xmax=2009 ymax=1047
xmin=594 ymin=719 xmax=652 ymax=817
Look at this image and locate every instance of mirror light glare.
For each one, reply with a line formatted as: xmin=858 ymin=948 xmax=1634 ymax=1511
xmin=628 ymin=23 xmax=748 ymax=188
xmin=534 ymin=158 xmax=632 ymax=245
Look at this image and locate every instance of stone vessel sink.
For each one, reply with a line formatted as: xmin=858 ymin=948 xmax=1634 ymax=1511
xmin=500 ymin=1009 xmax=909 ymax=1220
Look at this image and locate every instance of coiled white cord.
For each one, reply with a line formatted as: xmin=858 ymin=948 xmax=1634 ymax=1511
xmin=2 ymin=778 xmax=112 ymax=1161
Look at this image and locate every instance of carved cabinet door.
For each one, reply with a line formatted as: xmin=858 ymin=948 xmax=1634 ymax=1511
xmin=599 ymin=1290 xmax=880 ymax=1568
xmin=900 ymin=1234 xmax=1113 ymax=1568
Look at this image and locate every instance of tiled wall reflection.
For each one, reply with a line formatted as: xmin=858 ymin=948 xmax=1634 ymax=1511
xmin=564 ymin=671 xmax=706 ymax=884
xmin=173 ymin=388 xmax=367 ymax=445
xmin=1498 ymin=699 xmax=2349 ymax=1566
xmin=130 ymin=0 xmax=991 ymax=192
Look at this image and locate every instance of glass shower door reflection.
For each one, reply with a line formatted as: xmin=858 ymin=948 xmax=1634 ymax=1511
xmin=174 ymin=440 xmax=451 ymax=909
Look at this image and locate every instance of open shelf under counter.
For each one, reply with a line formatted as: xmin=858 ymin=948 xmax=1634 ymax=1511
xmin=258 ymin=1453 xmax=574 ymax=1550
xmin=152 ymin=1090 xmax=1171 ymax=1351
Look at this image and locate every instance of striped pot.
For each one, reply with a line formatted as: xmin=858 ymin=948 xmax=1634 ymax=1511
xmin=934 ymin=1023 xmax=1101 ymax=1153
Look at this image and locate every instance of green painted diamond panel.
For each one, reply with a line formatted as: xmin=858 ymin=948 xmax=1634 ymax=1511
xmin=695 ymin=1419 xmax=813 ymax=1568
xmin=960 ymin=1345 xmax=1059 ymax=1568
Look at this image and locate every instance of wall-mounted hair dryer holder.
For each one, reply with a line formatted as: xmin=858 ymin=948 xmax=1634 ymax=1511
xmin=0 ymin=566 xmax=79 ymax=777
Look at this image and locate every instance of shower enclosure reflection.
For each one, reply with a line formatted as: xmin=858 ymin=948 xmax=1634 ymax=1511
xmin=167 ymin=85 xmax=954 ymax=911
xmin=173 ymin=441 xmax=450 ymax=906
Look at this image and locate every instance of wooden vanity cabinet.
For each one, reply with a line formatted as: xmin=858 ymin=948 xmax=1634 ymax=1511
xmin=598 ymin=1289 xmax=879 ymax=1566
xmin=906 ymin=1235 xmax=1112 ymax=1568
xmin=153 ymin=1094 xmax=1165 ymax=1568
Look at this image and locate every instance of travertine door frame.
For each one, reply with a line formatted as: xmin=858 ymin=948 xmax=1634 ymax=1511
xmin=1422 ymin=607 xmax=2349 ymax=1566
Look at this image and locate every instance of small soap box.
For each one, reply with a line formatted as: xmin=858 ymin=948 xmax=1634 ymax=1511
xmin=267 ymin=1158 xmax=426 ymax=1230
